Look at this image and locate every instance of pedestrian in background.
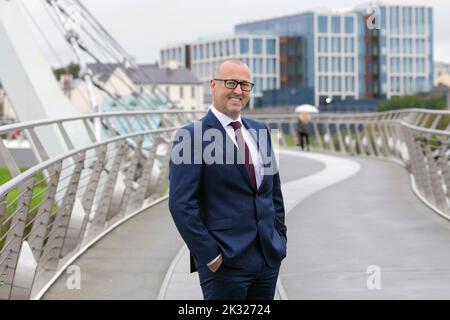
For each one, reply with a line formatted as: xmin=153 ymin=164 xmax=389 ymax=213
xmin=297 ymin=112 xmax=312 ymax=151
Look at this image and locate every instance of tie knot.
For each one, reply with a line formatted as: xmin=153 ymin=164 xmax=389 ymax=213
xmin=229 ymin=121 xmax=242 ymax=131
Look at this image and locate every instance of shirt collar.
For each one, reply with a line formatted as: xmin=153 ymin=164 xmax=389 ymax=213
xmin=210 ymin=105 xmax=243 ymax=129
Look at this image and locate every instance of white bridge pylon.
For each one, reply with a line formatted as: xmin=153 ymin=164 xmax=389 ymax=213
xmin=0 ymin=0 xmax=89 ymax=159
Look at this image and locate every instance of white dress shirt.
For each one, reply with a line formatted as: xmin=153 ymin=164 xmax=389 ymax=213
xmin=207 ymin=106 xmax=263 ymax=267
xmin=210 ymin=106 xmax=263 ymax=188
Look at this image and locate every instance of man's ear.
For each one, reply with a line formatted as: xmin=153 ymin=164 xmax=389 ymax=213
xmin=210 ymin=79 xmax=215 ymax=89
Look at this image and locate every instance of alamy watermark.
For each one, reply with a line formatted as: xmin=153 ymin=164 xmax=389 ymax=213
xmin=66 ymin=265 xmax=81 ymax=290
xmin=366 ymin=5 xmax=381 ymax=30
xmin=170 ymin=122 xmax=281 ymax=175
xmin=366 ymin=265 xmax=381 ymax=290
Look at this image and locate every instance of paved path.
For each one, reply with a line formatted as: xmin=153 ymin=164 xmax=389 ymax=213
xmin=41 ymin=151 xmax=319 ymax=299
xmin=281 ymin=154 xmax=450 ymax=299
xmin=42 ymin=150 xmax=450 ymax=299
xmin=159 ymin=150 xmax=360 ymax=299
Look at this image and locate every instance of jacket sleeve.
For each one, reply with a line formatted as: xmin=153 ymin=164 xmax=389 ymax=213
xmin=266 ymin=125 xmax=287 ymax=240
xmin=168 ymin=125 xmax=221 ymax=268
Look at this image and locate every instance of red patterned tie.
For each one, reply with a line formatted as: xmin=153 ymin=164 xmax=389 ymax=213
xmin=229 ymin=121 xmax=257 ymax=191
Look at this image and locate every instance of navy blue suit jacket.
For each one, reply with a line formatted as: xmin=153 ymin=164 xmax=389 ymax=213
xmin=169 ymin=110 xmax=287 ymax=273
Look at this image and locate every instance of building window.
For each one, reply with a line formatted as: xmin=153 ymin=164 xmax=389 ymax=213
xmin=212 ymin=42 xmax=217 ymax=58
xmin=253 ymin=58 xmax=263 ymax=74
xmin=253 ymin=39 xmax=263 ymax=54
xmin=318 ymin=37 xmax=328 ymax=53
xmin=199 ymin=44 xmax=204 ymax=60
xmin=416 ymin=7 xmax=425 ymax=35
xmin=404 ymin=77 xmax=414 ymax=92
xmin=191 ymin=87 xmax=196 ymax=99
xmin=404 ymin=39 xmax=413 ymax=54
xmin=319 ymin=76 xmax=328 ymax=92
xmin=266 ymin=59 xmax=272 ymax=73
xmin=254 ymin=77 xmax=262 ymax=94
xmin=205 ymin=44 xmax=210 ymax=59
xmin=345 ymin=76 xmax=354 ymax=92
xmin=391 ymin=77 xmax=400 ymax=93
xmin=345 ymin=57 xmax=354 ymax=72
xmin=319 ymin=57 xmax=328 ymax=72
xmin=240 ymin=39 xmax=249 ymax=54
xmin=331 ymin=16 xmax=341 ymax=33
xmin=416 ymin=77 xmax=426 ymax=91
xmin=318 ymin=16 xmax=328 ymax=33
xmin=390 ymin=39 xmax=399 ymax=54
xmin=403 ymin=7 xmax=413 ymax=35
xmin=345 ymin=38 xmax=354 ymax=53
xmin=390 ymin=7 xmax=400 ymax=34
xmin=230 ymin=39 xmax=236 ymax=55
xmin=390 ymin=58 xmax=400 ymax=73
xmin=332 ymin=38 xmax=341 ymax=53
xmin=266 ymin=39 xmax=276 ymax=55
xmin=166 ymin=86 xmax=170 ymax=94
xmin=332 ymin=57 xmax=341 ymax=73
xmin=180 ymin=87 xmax=184 ymax=99
xmin=332 ymin=76 xmax=341 ymax=91
xmin=344 ymin=16 xmax=354 ymax=34
xmin=416 ymin=58 xmax=426 ymax=73
xmin=404 ymin=58 xmax=413 ymax=73
xmin=416 ymin=39 xmax=425 ymax=54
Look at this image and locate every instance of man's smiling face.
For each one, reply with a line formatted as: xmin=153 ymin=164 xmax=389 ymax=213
xmin=210 ymin=61 xmax=252 ymax=120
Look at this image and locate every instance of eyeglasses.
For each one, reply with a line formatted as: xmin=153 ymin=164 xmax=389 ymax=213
xmin=214 ymin=79 xmax=255 ymax=92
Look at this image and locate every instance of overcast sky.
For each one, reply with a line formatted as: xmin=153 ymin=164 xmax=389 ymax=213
xmin=24 ymin=0 xmax=450 ymax=66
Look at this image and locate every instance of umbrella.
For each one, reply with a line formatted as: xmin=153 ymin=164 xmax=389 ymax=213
xmin=294 ymin=104 xmax=319 ymax=113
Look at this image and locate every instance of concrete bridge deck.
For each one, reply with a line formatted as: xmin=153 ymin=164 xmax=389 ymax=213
xmin=41 ymin=149 xmax=450 ymax=300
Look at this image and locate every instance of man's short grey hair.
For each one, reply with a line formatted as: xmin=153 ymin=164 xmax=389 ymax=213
xmin=214 ymin=59 xmax=250 ymax=78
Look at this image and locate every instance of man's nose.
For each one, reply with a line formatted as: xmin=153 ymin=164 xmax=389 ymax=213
xmin=233 ymin=84 xmax=243 ymax=94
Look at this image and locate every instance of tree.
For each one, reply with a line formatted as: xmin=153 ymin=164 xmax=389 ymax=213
xmin=377 ymin=93 xmax=446 ymax=112
xmin=53 ymin=62 xmax=80 ymax=80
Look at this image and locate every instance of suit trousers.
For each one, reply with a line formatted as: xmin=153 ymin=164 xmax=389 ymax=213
xmin=197 ymin=239 xmax=281 ymax=300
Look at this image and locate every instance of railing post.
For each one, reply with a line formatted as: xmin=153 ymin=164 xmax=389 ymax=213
xmin=128 ymin=134 xmax=161 ymax=212
xmin=354 ymin=122 xmax=365 ymax=156
xmin=439 ymin=144 xmax=450 ymax=216
xmin=312 ymin=121 xmax=324 ymax=151
xmin=90 ymin=142 xmax=127 ymax=229
xmin=324 ymin=121 xmax=336 ymax=152
xmin=38 ymin=153 xmax=86 ymax=273
xmin=424 ymin=142 xmax=447 ymax=212
xmin=28 ymin=162 xmax=63 ymax=262
xmin=0 ymin=179 xmax=34 ymax=300
xmin=118 ymin=136 xmax=144 ymax=216
xmin=335 ymin=122 xmax=347 ymax=154
xmin=78 ymin=145 xmax=108 ymax=244
xmin=413 ymin=134 xmax=434 ymax=201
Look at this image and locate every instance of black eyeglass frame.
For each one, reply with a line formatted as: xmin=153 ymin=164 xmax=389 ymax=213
xmin=213 ymin=79 xmax=255 ymax=92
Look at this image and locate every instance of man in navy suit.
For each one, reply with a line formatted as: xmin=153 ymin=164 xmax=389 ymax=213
xmin=169 ymin=59 xmax=286 ymax=300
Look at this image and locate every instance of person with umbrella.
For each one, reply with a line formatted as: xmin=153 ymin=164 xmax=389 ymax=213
xmin=294 ymin=104 xmax=318 ymax=151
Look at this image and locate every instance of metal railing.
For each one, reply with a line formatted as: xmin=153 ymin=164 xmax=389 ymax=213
xmin=1 ymin=107 xmax=449 ymax=299
xmin=251 ymin=108 xmax=450 ymax=220
xmin=0 ymin=110 xmax=203 ymax=299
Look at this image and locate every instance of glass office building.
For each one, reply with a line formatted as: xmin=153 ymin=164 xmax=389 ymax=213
xmin=236 ymin=11 xmax=360 ymax=106
xmin=161 ymin=35 xmax=280 ymax=107
xmin=236 ymin=3 xmax=434 ymax=105
xmin=372 ymin=4 xmax=434 ymax=99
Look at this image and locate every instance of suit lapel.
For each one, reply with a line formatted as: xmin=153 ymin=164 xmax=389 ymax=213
xmin=242 ymin=118 xmax=271 ymax=192
xmin=205 ymin=111 xmax=255 ymax=191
